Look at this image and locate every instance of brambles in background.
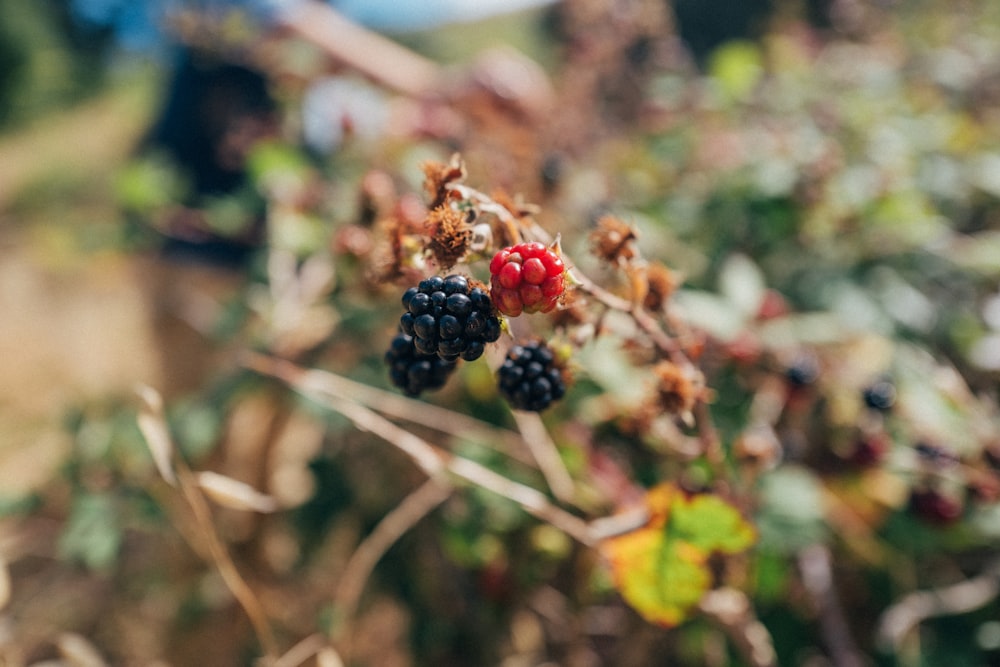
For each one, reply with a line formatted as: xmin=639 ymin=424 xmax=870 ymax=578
xmin=497 ymin=340 xmax=567 ymax=412
xmin=385 ymin=332 xmax=458 ymax=396
xmin=846 ymin=433 xmax=890 ymax=468
xmin=908 ymin=486 xmax=964 ymax=526
xmin=399 ymin=274 xmax=501 ymax=362
xmin=489 ymin=242 xmax=566 ymax=316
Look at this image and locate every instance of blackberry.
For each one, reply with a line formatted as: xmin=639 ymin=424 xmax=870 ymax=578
xmin=399 ymin=274 xmax=501 ymax=362
xmin=862 ymin=379 xmax=896 ymax=411
xmin=385 ymin=332 xmax=457 ymax=396
xmin=497 ymin=341 xmax=567 ymax=411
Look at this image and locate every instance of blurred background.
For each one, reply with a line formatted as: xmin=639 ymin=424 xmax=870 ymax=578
xmin=3 ymin=0 xmax=1000 ymax=665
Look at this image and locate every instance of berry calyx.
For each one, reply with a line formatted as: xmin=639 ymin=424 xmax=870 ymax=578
xmin=385 ymin=332 xmax=458 ymax=396
xmin=497 ymin=340 xmax=567 ymax=412
xmin=489 ymin=242 xmax=566 ymax=316
xmin=399 ymin=274 xmax=501 ymax=362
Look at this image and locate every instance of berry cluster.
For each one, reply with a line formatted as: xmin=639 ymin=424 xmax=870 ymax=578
xmin=497 ymin=341 xmax=566 ymax=412
xmin=399 ymin=274 xmax=501 ymax=362
xmin=489 ymin=242 xmax=566 ymax=316
xmin=385 ymin=332 xmax=457 ymax=396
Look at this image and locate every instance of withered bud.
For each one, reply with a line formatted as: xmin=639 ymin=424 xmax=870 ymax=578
xmin=590 ymin=215 xmax=638 ymax=263
xmin=650 ymin=360 xmax=705 ymax=420
xmin=643 ymin=261 xmax=680 ymax=312
xmin=425 ymin=205 xmax=472 ymax=270
xmin=421 ymin=154 xmax=466 ymax=208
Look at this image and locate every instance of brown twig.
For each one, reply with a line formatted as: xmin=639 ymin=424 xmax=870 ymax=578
xmin=136 ymin=386 xmax=280 ymax=662
xmin=245 ymin=354 xmax=596 ymax=546
xmin=877 ymin=558 xmax=1000 ymax=652
xmin=798 ymin=544 xmax=865 ymax=667
xmin=176 ymin=462 xmax=280 ymax=661
xmin=332 ymin=478 xmax=452 ymax=652
xmin=510 ymin=410 xmax=576 ymax=505
xmin=242 ymin=352 xmax=534 ymax=465
xmin=699 ymin=588 xmax=777 ymax=667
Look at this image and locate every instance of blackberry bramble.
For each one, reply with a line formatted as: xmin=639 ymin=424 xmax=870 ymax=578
xmin=385 ymin=332 xmax=457 ymax=396
xmin=489 ymin=242 xmax=566 ymax=316
xmin=497 ymin=341 xmax=567 ymax=412
xmin=399 ymin=274 xmax=501 ymax=362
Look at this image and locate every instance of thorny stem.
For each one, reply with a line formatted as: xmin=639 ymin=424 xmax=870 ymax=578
xmin=242 ymin=352 xmax=534 ymax=465
xmin=245 ymin=353 xmax=596 ymax=546
xmin=175 ymin=461 xmax=281 ymax=662
xmin=332 ymin=478 xmax=452 ymax=654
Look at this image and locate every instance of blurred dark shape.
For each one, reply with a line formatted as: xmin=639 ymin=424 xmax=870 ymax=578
xmin=145 ymin=50 xmax=278 ymax=197
xmin=672 ymin=0 xmax=773 ymax=65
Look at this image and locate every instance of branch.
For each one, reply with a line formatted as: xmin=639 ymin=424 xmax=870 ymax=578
xmin=136 ymin=386 xmax=280 ymax=662
xmin=332 ymin=478 xmax=452 ymax=651
xmin=877 ymin=558 xmax=1000 ymax=651
xmin=510 ymin=410 xmax=576 ymax=505
xmin=246 ymin=354 xmax=596 ymax=546
xmin=242 ymin=352 xmax=534 ymax=465
xmin=699 ymin=588 xmax=777 ymax=667
xmin=798 ymin=544 xmax=865 ymax=667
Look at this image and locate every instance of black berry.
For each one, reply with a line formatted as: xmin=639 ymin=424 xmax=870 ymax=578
xmin=385 ymin=332 xmax=457 ymax=396
xmin=398 ymin=274 xmax=501 ymax=362
xmin=863 ymin=379 xmax=896 ymax=411
xmin=497 ymin=341 xmax=567 ymax=412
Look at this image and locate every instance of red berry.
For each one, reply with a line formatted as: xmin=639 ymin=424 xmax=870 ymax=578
xmin=489 ymin=242 xmax=567 ymax=315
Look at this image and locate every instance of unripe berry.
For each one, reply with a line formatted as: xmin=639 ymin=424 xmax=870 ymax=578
xmin=489 ymin=242 xmax=566 ymax=316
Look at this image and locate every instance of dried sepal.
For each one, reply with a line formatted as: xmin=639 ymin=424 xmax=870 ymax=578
xmin=425 ymin=204 xmax=472 ymax=269
xmin=590 ymin=215 xmax=638 ymax=263
xmin=195 ymin=471 xmax=279 ymax=513
xmin=421 ymin=153 xmax=466 ymax=208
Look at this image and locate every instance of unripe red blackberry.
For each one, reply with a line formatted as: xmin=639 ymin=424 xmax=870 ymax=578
xmin=489 ymin=242 xmax=566 ymax=316
xmin=385 ymin=332 xmax=458 ymax=396
xmin=399 ymin=274 xmax=501 ymax=362
xmin=497 ymin=341 xmax=567 ymax=412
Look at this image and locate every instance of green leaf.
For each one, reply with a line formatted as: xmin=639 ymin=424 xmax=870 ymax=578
xmin=601 ymin=484 xmax=755 ymax=627
xmin=708 ymin=41 xmax=764 ymax=102
xmin=58 ymin=492 xmax=122 ymax=571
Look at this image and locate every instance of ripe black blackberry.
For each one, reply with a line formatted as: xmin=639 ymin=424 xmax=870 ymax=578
xmin=385 ymin=332 xmax=457 ymax=396
xmin=399 ymin=274 xmax=501 ymax=362
xmin=497 ymin=341 xmax=567 ymax=412
xmin=862 ymin=378 xmax=896 ymax=411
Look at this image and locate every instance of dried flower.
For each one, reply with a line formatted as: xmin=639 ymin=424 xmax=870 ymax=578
xmin=649 ymin=360 xmax=705 ymax=420
xmin=421 ymin=154 xmax=466 ymax=208
xmin=425 ymin=205 xmax=472 ymax=270
xmin=643 ymin=262 xmax=679 ymax=312
xmin=590 ymin=215 xmax=638 ymax=263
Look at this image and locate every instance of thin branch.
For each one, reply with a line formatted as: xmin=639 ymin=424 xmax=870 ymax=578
xmin=798 ymin=544 xmax=865 ymax=667
xmin=246 ymin=355 xmax=596 ymax=546
xmin=242 ymin=352 xmax=534 ymax=465
xmin=333 ymin=478 xmax=452 ymax=650
xmin=175 ymin=461 xmax=280 ymax=661
xmin=699 ymin=588 xmax=777 ymax=667
xmin=135 ymin=386 xmax=280 ymax=662
xmin=271 ymin=634 xmax=335 ymax=667
xmin=877 ymin=558 xmax=1000 ymax=651
xmin=510 ymin=410 xmax=576 ymax=505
